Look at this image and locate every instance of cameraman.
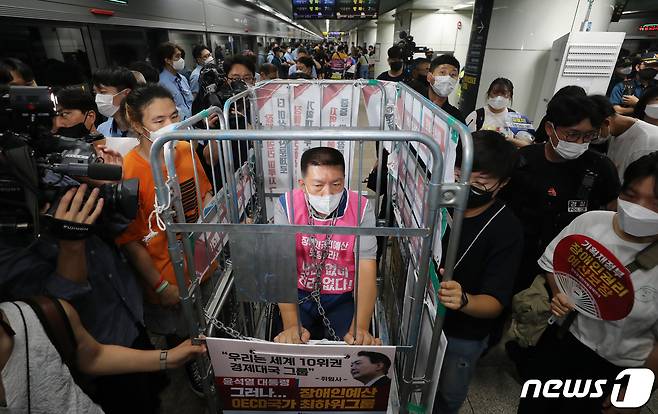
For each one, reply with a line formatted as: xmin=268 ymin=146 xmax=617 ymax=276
xmin=52 ymin=86 xmax=100 ymax=140
xmin=195 ymin=56 xmax=255 ymax=182
xmin=0 ymin=179 xmax=163 ymax=413
xmin=376 ymin=46 xmax=405 ymax=82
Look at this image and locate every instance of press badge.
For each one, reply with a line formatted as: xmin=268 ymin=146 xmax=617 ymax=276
xmin=568 ymin=200 xmax=588 ymax=213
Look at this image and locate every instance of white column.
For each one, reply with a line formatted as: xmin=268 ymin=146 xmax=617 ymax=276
xmin=476 ymin=0 xmax=615 ymax=121
xmin=374 ymin=17 xmax=395 ymax=75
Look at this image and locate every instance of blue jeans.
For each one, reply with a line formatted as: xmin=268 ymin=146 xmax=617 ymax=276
xmin=434 ymin=336 xmax=489 ymax=414
xmin=273 ymin=290 xmax=354 ymax=340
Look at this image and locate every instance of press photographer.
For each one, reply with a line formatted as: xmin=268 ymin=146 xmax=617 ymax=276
xmin=0 ymin=86 xmax=164 ymax=414
xmin=192 ymin=55 xmax=254 ymax=180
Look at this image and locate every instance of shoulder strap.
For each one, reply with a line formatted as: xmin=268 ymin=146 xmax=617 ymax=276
xmin=23 ymin=296 xmax=77 ymax=367
xmin=626 ymin=239 xmax=658 ymax=274
xmin=476 ymin=107 xmax=485 ymax=131
xmin=576 ymin=169 xmax=598 ymax=201
xmin=22 ymin=297 xmax=96 ymax=397
xmin=455 ymin=204 xmax=506 ymax=269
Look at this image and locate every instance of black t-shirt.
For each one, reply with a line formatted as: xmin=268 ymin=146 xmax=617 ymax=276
xmin=377 ymin=71 xmax=405 ymax=82
xmin=441 ymin=200 xmax=523 ymax=340
xmin=439 ymin=100 xmax=466 ymax=125
xmin=404 ymin=79 xmax=429 ymax=97
xmin=500 ymin=144 xmax=620 ymax=290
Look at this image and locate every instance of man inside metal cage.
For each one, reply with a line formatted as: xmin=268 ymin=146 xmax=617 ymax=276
xmin=273 ymin=147 xmax=381 ymax=346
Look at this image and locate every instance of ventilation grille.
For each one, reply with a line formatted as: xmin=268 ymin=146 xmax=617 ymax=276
xmin=562 ymin=43 xmax=618 ymax=77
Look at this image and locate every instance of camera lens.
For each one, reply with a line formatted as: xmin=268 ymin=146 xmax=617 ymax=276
xmin=116 ymin=178 xmax=139 ymax=220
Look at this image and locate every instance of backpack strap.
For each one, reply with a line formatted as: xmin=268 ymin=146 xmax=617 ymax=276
xmin=626 ymin=239 xmax=658 ymax=274
xmin=476 ymin=107 xmax=485 ymax=131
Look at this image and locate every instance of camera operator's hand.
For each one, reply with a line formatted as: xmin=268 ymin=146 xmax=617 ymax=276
xmin=159 ymin=283 xmax=181 ymax=307
xmin=53 ymin=185 xmax=103 ymax=284
xmin=55 ymin=184 xmax=104 ymax=225
xmin=96 ymin=145 xmax=124 ymax=168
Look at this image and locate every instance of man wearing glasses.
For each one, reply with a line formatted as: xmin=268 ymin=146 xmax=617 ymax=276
xmin=501 ymin=94 xmax=620 ymax=294
xmin=224 ymin=55 xmax=256 ymax=87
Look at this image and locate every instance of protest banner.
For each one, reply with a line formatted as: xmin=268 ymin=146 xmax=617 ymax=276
xmin=206 ymin=338 xmax=396 ymax=412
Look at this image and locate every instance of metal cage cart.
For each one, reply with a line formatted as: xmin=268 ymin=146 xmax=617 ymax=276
xmin=147 ymin=79 xmax=473 ymax=414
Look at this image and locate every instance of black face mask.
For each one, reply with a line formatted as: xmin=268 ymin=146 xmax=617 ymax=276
xmin=56 ymin=122 xmax=91 ymax=139
xmin=467 ymin=185 xmax=496 ymax=209
xmin=416 ymin=74 xmax=428 ymax=83
xmin=390 ymin=61 xmax=403 ymax=71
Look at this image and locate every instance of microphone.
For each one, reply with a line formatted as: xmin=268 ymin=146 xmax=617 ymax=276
xmin=49 ymin=162 xmax=123 ymax=181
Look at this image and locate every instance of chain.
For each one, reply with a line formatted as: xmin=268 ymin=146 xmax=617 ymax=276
xmin=203 ymin=309 xmax=265 ymax=342
xmin=247 ymin=157 xmax=263 ymax=223
xmin=298 ymin=193 xmax=343 ymax=341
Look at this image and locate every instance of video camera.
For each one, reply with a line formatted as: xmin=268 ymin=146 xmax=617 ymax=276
xmin=195 ymin=62 xmax=249 ymax=111
xmin=0 ymin=85 xmax=138 ymax=238
xmin=397 ymin=31 xmax=429 ymax=63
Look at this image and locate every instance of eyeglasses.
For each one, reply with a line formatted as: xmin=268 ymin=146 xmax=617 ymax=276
xmin=228 ymin=75 xmax=254 ymax=83
xmin=550 ymin=122 xmax=599 ymax=143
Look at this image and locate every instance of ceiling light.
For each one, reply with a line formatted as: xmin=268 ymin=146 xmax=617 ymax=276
xmin=453 ymin=3 xmax=474 ymax=10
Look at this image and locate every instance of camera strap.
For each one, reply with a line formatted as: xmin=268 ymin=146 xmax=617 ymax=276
xmin=41 ymin=216 xmax=93 ymax=240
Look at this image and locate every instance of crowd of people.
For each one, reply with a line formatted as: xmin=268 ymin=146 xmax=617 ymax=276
xmin=1 ymin=38 xmax=658 ymax=414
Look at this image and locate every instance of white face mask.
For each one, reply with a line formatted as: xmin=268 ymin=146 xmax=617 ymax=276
xmin=550 ymin=124 xmax=589 ymax=160
xmin=204 ymin=56 xmax=214 ymax=64
xmin=172 ymin=57 xmax=185 ymax=72
xmin=617 ymin=198 xmax=658 ymax=237
xmin=95 ymin=92 xmax=121 ymax=118
xmin=431 ymin=76 xmax=457 ymax=97
xmin=487 ymin=95 xmax=510 ymax=111
xmin=141 ymin=122 xmax=178 ymax=142
xmin=306 ymin=190 xmax=343 ymax=216
xmin=645 ymin=104 xmax=658 ymax=119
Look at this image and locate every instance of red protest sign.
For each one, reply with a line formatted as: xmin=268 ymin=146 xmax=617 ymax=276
xmin=552 ymin=234 xmax=633 ymax=321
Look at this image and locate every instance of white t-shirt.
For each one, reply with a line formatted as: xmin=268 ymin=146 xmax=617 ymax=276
xmin=465 ymin=106 xmax=513 ymax=139
xmin=607 ymin=119 xmax=658 ymax=182
xmin=538 ymin=210 xmax=658 ymax=367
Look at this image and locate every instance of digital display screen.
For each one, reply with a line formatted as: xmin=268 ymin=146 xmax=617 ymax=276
xmin=335 ymin=0 xmax=378 ymax=19
xmin=292 ymin=0 xmax=378 ymax=19
xmin=292 ymin=0 xmax=336 ymax=19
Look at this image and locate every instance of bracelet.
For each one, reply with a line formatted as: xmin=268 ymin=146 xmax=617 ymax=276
xmin=155 ymin=280 xmax=170 ymax=294
xmin=153 ymin=275 xmax=165 ymax=291
xmin=159 ymin=350 xmax=168 ymax=370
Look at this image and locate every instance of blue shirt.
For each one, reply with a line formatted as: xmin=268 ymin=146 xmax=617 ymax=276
xmin=609 ymin=80 xmax=644 ymax=105
xmin=190 ymin=64 xmax=203 ymax=95
xmin=159 ymin=69 xmax=194 ymax=119
xmin=0 ymin=234 xmax=144 ymax=347
xmin=98 ymin=116 xmax=129 ymax=137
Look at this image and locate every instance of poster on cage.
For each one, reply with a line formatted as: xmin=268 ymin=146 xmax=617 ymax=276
xmin=256 ymin=83 xmax=359 ymax=219
xmin=206 ymin=338 xmax=395 ymax=412
xmin=192 ymin=164 xmax=253 ymax=279
xmin=393 ymin=143 xmax=424 ymax=266
xmin=193 ymin=191 xmax=229 ymax=280
xmin=362 ymin=81 xmax=397 ymax=132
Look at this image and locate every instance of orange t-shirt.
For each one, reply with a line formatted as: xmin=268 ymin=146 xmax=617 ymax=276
xmin=117 ymin=141 xmax=212 ymax=304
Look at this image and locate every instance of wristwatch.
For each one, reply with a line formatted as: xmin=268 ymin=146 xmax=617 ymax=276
xmin=458 ymin=291 xmax=469 ymax=310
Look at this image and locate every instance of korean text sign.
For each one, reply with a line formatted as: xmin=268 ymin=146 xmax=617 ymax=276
xmin=206 ymin=338 xmax=395 ymax=412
